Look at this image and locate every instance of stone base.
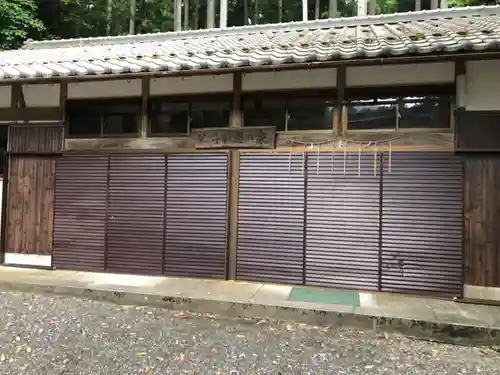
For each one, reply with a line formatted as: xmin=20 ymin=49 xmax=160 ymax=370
xmin=464 ymin=284 xmax=500 ymax=302
xmin=4 ymin=253 xmax=52 ymax=268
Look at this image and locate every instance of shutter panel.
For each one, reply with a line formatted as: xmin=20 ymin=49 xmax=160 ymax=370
xmin=381 ymin=152 xmax=463 ymax=298
xmin=306 ymin=151 xmax=381 ymax=290
xmin=164 ymin=152 xmax=228 ymax=278
xmin=53 ymin=154 xmax=108 ymax=271
xmin=237 ymin=152 xmax=305 ymax=284
xmin=106 ymin=154 xmax=165 ymax=275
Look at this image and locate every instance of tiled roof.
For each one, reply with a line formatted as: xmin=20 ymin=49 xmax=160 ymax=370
xmin=1 ymin=6 xmax=500 ymax=81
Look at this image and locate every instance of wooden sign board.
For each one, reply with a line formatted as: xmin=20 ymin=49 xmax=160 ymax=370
xmin=191 ymin=126 xmax=276 ymax=149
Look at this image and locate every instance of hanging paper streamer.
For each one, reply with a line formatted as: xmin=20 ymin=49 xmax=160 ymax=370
xmin=284 ymin=135 xmax=400 ymax=178
xmin=343 ymin=140 xmax=347 ymax=176
xmin=358 ymin=144 xmax=361 ymax=176
xmin=331 ymin=148 xmax=335 ymax=173
xmin=388 ymin=140 xmax=392 ymax=173
xmin=316 ymin=144 xmax=320 ymax=175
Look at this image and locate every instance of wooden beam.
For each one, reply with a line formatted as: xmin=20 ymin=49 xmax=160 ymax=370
xmin=140 ymin=77 xmax=150 ymax=138
xmin=230 ymin=72 xmax=243 ymax=128
xmin=0 ymin=107 xmax=61 ymax=122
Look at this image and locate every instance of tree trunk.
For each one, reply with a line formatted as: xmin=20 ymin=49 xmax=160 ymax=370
xmin=129 ymin=0 xmax=136 ymax=34
xmin=328 ymin=0 xmax=337 ymax=18
xmin=302 ymin=0 xmax=308 ymax=21
xmin=244 ymin=0 xmax=249 ymax=24
xmin=368 ymin=0 xmax=376 ymax=15
xmin=430 ymin=0 xmax=439 ymax=9
xmin=138 ymin=0 xmax=146 ymax=33
xmin=278 ymin=0 xmax=283 ymax=22
xmin=184 ymin=0 xmax=189 ymax=29
xmin=314 ymin=0 xmax=320 ymax=19
xmin=253 ymin=0 xmax=258 ymax=25
xmin=220 ymin=0 xmax=228 ymax=28
xmin=106 ymin=0 xmax=113 ymax=35
xmin=414 ymin=0 xmax=421 ymax=10
xmin=207 ymin=0 xmax=215 ymax=28
xmin=174 ymin=0 xmax=182 ymax=31
xmin=357 ymin=0 xmax=367 ymax=16
xmin=194 ymin=0 xmax=199 ymax=29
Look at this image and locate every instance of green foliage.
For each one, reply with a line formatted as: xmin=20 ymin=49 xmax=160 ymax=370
xmin=0 ymin=0 xmax=44 ymax=49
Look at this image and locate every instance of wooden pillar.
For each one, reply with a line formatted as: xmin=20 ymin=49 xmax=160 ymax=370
xmin=230 ymin=73 xmax=242 ymax=128
xmin=140 ymin=77 xmax=150 ymax=138
xmin=59 ymin=82 xmax=68 ymax=123
xmin=335 ymin=66 xmax=346 ymax=135
xmin=455 ymin=60 xmax=466 ymax=110
xmin=227 ymin=149 xmax=240 ymax=280
xmin=227 ymin=72 xmax=243 ymax=279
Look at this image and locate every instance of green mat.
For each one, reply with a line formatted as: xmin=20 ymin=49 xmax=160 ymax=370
xmin=288 ymin=287 xmax=360 ymax=307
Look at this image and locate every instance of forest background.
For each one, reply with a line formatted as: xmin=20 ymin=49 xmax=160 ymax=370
xmin=1 ymin=0 xmax=496 ymax=50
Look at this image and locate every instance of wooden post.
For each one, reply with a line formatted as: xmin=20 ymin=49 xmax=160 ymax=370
xmin=336 ymin=66 xmax=346 ymax=135
xmin=140 ymin=77 xmax=150 ymax=138
xmin=226 ymin=149 xmax=240 ymax=280
xmin=59 ymin=82 xmax=67 ymax=123
xmin=230 ymin=72 xmax=243 ymax=128
xmin=455 ymin=60 xmax=466 ymax=110
xmin=12 ymin=84 xmax=26 ymax=110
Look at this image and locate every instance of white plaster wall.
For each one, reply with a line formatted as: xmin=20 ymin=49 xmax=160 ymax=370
xmin=68 ymin=79 xmax=141 ymax=99
xmin=150 ymin=74 xmax=233 ymax=96
xmin=22 ymin=84 xmax=60 ymax=107
xmin=242 ymin=68 xmax=337 ymax=91
xmin=0 ymin=86 xmax=11 ymax=108
xmin=465 ymin=60 xmax=500 ymax=111
xmin=347 ymin=62 xmax=455 ymax=87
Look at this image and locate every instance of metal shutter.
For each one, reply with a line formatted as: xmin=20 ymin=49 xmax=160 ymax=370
xmin=106 ymin=154 xmax=166 ymax=275
xmin=306 ymin=151 xmax=381 ymax=291
xmin=164 ymin=152 xmax=228 ymax=278
xmin=237 ymin=152 xmax=305 ymax=284
xmin=381 ymin=152 xmax=463 ymax=298
xmin=52 ymin=154 xmax=108 ymax=271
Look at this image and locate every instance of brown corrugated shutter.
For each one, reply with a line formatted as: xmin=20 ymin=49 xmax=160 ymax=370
xmin=381 ymin=152 xmax=463 ymax=298
xmin=237 ymin=152 xmax=305 ymax=284
xmin=306 ymin=152 xmax=381 ymax=291
xmin=164 ymin=152 xmax=228 ymax=278
xmin=106 ymin=154 xmax=166 ymax=275
xmin=52 ymin=153 xmax=108 ymax=271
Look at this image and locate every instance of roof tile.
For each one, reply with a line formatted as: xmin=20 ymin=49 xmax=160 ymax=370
xmin=0 ymin=6 xmax=499 ymax=81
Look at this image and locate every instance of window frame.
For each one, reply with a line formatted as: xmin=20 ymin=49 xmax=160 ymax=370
xmin=65 ymin=97 xmax=142 ymax=139
xmin=343 ymin=85 xmax=455 ymax=133
xmin=148 ymin=93 xmax=233 ymax=137
xmin=242 ymin=89 xmax=337 ymax=133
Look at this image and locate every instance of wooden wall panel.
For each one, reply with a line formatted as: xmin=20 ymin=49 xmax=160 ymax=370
xmin=8 ymin=124 xmax=63 ymax=154
xmin=5 ymin=156 xmax=56 ymax=255
xmin=455 ymin=110 xmax=500 ymax=151
xmin=464 ymin=155 xmax=500 ymax=287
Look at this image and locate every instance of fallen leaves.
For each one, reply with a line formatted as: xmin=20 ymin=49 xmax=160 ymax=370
xmin=172 ymin=354 xmax=185 ymax=361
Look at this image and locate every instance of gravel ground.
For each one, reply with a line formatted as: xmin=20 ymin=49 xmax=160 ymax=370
xmin=0 ymin=291 xmax=498 ymax=375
